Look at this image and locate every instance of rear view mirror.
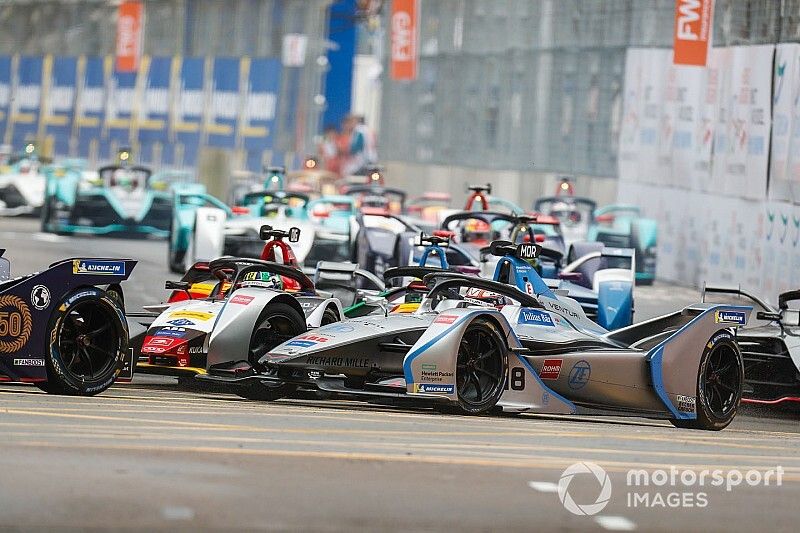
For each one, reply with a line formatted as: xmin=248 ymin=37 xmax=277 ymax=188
xmin=558 ymin=272 xmax=583 ymax=283
xmin=165 ymin=281 xmax=190 ymax=291
xmin=782 ymin=309 xmax=800 ymax=327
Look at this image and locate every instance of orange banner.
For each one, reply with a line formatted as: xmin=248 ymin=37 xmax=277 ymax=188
xmin=673 ymin=0 xmax=714 ymax=66
xmin=116 ymin=1 xmax=143 ymax=73
xmin=390 ymin=0 xmax=418 ymax=81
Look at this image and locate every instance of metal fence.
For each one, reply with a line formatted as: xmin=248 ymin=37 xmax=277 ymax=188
xmin=380 ymin=0 xmax=800 ymax=178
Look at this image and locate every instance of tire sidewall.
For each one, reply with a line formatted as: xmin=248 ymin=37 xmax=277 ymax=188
xmin=456 ymin=318 xmax=508 ymax=415
xmin=695 ymin=331 xmax=743 ymax=430
xmin=46 ymin=287 xmax=128 ymax=395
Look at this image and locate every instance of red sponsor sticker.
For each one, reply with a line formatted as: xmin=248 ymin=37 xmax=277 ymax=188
xmin=539 ymin=359 xmax=563 ymax=380
xmin=434 ymin=315 xmax=458 ymax=325
xmin=296 ymin=334 xmax=329 ymax=342
xmin=230 ymin=295 xmax=255 ymax=305
xmin=141 ymin=336 xmax=181 ymax=354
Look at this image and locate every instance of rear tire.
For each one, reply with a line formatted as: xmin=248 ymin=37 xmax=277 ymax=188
xmin=670 ymin=332 xmax=743 ymax=431
xmin=454 ymin=318 xmax=507 ymax=415
xmin=36 ymin=288 xmax=127 ymax=396
xmin=235 ymin=302 xmax=305 ymax=401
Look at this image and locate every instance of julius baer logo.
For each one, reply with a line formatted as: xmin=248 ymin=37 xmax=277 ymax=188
xmin=73 ymin=260 xmax=125 ymax=276
xmin=545 ymin=462 xmax=783 ymax=516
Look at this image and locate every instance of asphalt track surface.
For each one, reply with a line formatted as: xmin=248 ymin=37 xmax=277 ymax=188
xmin=2 ymin=217 xmax=799 ymax=531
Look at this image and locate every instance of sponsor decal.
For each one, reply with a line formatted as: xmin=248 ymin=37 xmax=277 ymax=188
xmin=414 ymin=383 xmax=455 ymax=394
xmin=230 ymin=295 xmax=255 ymax=305
xmin=13 ymin=358 xmax=45 ymax=367
xmin=305 ymin=356 xmax=370 ymax=368
xmin=322 ymin=324 xmax=354 ymax=334
xmin=676 ymin=394 xmax=696 ymax=413
xmin=518 ymin=308 xmax=555 ymax=327
xmin=539 ymin=359 xmax=563 ymax=380
xmin=154 ymin=327 xmax=187 ymax=338
xmin=568 ymin=360 xmax=591 ymax=390
xmin=169 ymin=310 xmax=213 ymax=321
xmin=392 ymin=303 xmax=420 ymax=313
xmin=286 ymin=340 xmax=317 ymax=348
xmin=72 ymin=259 xmax=125 ymax=276
xmin=714 ymin=311 xmax=746 ymax=325
xmin=296 ymin=334 xmax=329 ymax=342
xmin=434 ymin=314 xmax=458 ymax=325
xmin=0 ymin=295 xmax=33 ymax=353
xmin=189 ymin=346 xmax=205 ymax=354
xmin=542 ymin=300 xmax=580 ymax=319
xmin=167 ymin=318 xmax=195 ymax=326
xmin=141 ymin=336 xmax=182 ymax=354
xmin=30 ymin=285 xmax=51 ymax=310
xmin=420 ymin=361 xmax=454 ymax=383
xmin=673 ymin=0 xmax=714 ymax=66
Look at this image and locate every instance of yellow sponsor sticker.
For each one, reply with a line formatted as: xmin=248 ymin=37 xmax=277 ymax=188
xmin=169 ymin=310 xmax=214 ymax=321
xmin=392 ymin=303 xmax=420 ymax=314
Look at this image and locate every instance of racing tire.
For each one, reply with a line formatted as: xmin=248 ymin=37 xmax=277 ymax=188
xmin=321 ymin=306 xmax=340 ymax=325
xmin=35 ymin=288 xmax=127 ymax=396
xmin=235 ymin=302 xmax=305 ymax=402
xmin=454 ymin=318 xmax=508 ymax=415
xmin=670 ymin=332 xmax=744 ymax=431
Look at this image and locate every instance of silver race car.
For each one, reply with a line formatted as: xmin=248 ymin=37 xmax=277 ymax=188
xmin=703 ymin=284 xmax=800 ymax=406
xmin=135 ymin=226 xmax=343 ymax=398
xmin=202 ymin=241 xmax=752 ymax=431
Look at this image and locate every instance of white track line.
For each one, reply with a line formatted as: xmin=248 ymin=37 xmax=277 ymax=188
xmin=594 ymin=515 xmax=637 ymax=531
xmin=527 ymin=481 xmax=559 ymax=492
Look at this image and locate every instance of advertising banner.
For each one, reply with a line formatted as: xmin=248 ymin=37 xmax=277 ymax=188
xmin=673 ymin=0 xmax=714 ymax=67
xmin=241 ymin=57 xmax=281 ymax=154
xmin=105 ymin=57 xmax=138 ymax=146
xmin=390 ymin=0 xmax=418 ymax=81
xmin=74 ymin=56 xmax=106 ymax=157
xmin=770 ymin=43 xmax=800 ymax=203
xmin=42 ymin=56 xmax=77 ymax=154
xmin=0 ymin=56 xmax=11 ymax=140
xmin=205 ymin=57 xmax=239 ymax=149
xmin=10 ymin=56 xmax=43 ymax=145
xmin=116 ymin=1 xmax=143 ymax=73
xmin=172 ymin=57 xmax=204 ymax=167
xmin=138 ymin=56 xmax=171 ymax=144
xmin=617 ymin=49 xmax=643 ymax=184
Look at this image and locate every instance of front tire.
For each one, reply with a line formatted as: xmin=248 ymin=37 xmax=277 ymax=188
xmin=671 ymin=332 xmax=743 ymax=431
xmin=36 ymin=288 xmax=127 ymax=396
xmin=454 ymin=318 xmax=508 ymax=415
xmin=236 ymin=302 xmax=306 ymax=401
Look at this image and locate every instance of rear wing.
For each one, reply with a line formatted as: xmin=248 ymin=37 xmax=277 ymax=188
xmin=701 ymin=283 xmax=774 ymax=312
xmin=314 ymin=261 xmax=385 ymax=291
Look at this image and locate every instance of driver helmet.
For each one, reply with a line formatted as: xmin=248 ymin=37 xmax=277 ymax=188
xmin=462 ymin=218 xmax=491 ymax=244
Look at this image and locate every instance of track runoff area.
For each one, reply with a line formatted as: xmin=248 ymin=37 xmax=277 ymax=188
xmin=1 ymin=218 xmax=799 ymax=531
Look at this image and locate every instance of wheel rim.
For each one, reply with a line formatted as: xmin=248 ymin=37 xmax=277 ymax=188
xmin=702 ymin=344 xmax=741 ymax=419
xmin=58 ymin=300 xmax=119 ymax=380
xmin=249 ymin=313 xmax=300 ymax=387
xmin=456 ymin=325 xmax=503 ymax=407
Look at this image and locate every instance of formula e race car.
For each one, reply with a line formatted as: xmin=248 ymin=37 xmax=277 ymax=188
xmin=534 ymin=178 xmax=658 ymax=284
xmin=702 ymin=284 xmax=800 ymax=406
xmin=136 ymin=226 xmax=343 ymax=387
xmin=0 ymin=143 xmax=49 ymax=215
xmin=200 ymin=241 xmax=751 ymax=431
xmin=41 ymin=152 xmax=190 ymax=237
xmin=0 ymin=250 xmax=135 ymax=395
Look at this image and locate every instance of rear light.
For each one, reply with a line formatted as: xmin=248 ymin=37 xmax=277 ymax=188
xmin=312 ymin=209 xmax=330 ymax=218
xmin=596 ymin=214 xmax=615 ymax=224
xmin=535 ymin=234 xmax=546 ymax=243
xmin=232 ymin=206 xmax=249 ymax=215
xmin=433 ymin=230 xmax=455 ymax=239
